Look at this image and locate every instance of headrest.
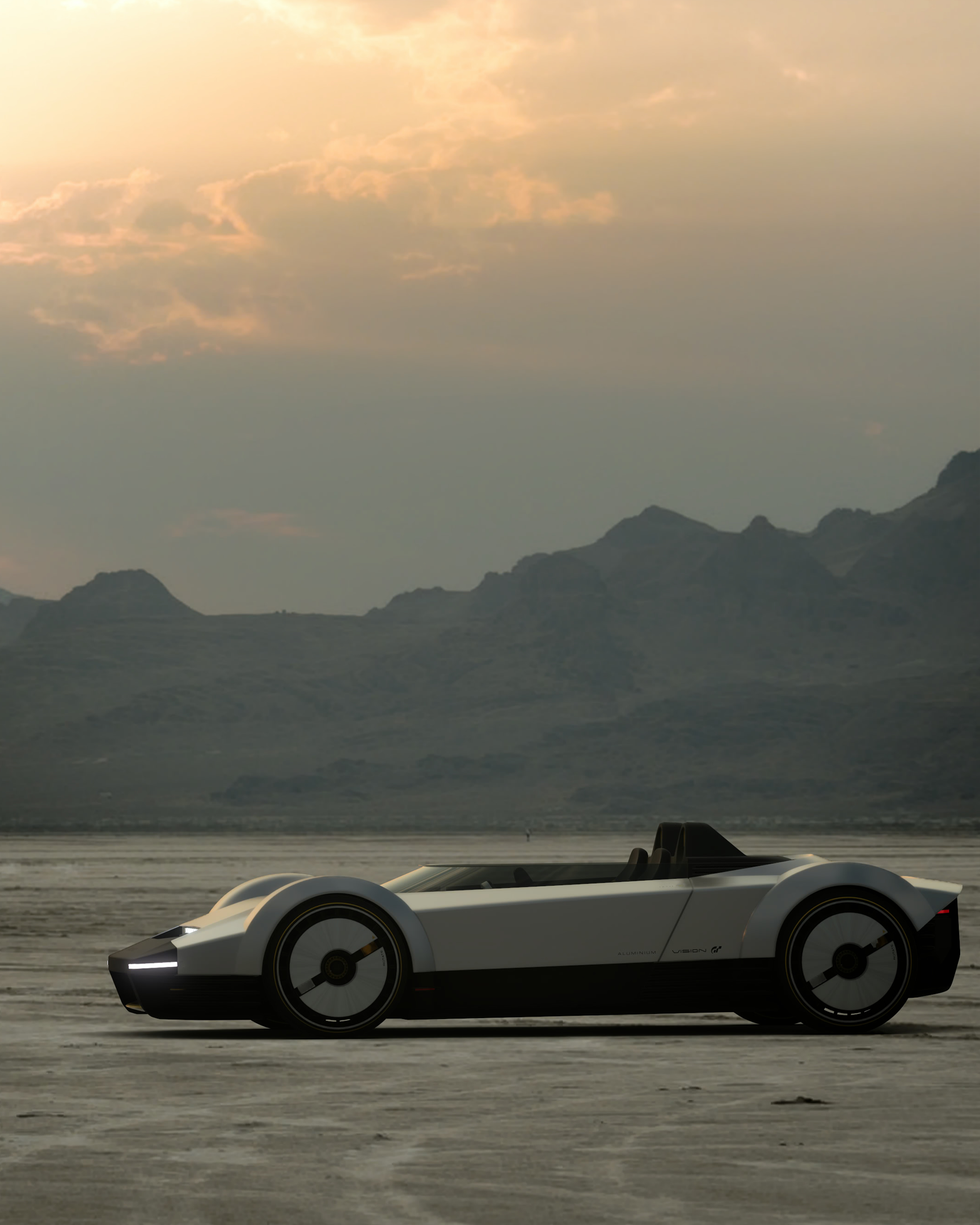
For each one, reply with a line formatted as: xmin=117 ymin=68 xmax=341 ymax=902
xmin=652 ymin=822 xmax=744 ymax=859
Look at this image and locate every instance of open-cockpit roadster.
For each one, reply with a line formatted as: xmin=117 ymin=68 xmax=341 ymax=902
xmin=108 ymin=822 xmax=961 ymax=1034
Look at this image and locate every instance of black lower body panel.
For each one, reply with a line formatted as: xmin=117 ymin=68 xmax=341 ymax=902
xmin=108 ymin=952 xmax=783 ymax=1023
xmin=399 ymin=959 xmax=783 ymax=1020
xmin=911 ymin=899 xmax=960 ymax=997
xmin=109 ymin=967 xmax=266 ymax=1020
xmin=108 ymin=937 xmax=265 ymax=1020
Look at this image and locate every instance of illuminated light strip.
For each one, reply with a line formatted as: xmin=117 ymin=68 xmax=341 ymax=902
xmin=129 ymin=961 xmax=178 ymax=970
xmin=937 ymin=909 xmax=950 ymax=915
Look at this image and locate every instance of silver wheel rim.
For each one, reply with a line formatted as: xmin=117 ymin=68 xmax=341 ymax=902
xmin=272 ymin=903 xmax=403 ymax=1031
xmin=289 ymin=916 xmax=389 ymax=1019
xmin=799 ymin=910 xmax=899 ymax=1011
xmin=786 ymin=897 xmax=911 ymax=1024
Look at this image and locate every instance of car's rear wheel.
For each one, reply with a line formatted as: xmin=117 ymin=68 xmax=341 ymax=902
xmin=778 ymin=889 xmax=915 ymax=1032
xmin=264 ymin=896 xmax=408 ymax=1037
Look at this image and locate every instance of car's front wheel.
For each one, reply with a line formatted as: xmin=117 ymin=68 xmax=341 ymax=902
xmin=778 ymin=889 xmax=915 ymax=1032
xmin=264 ymin=896 xmax=408 ymax=1037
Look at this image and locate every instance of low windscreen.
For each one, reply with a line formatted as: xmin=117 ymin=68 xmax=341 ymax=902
xmin=385 ymin=863 xmax=630 ymax=892
xmin=383 ymin=855 xmax=787 ymax=891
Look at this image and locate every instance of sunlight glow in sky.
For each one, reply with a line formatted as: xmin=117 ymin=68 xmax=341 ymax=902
xmin=1 ymin=1 xmax=977 ymax=609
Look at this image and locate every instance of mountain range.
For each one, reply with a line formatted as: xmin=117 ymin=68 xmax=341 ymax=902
xmin=0 ymin=450 xmax=977 ymax=829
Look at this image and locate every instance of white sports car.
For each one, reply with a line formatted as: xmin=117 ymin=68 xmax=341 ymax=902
xmin=108 ymin=823 xmax=961 ymax=1034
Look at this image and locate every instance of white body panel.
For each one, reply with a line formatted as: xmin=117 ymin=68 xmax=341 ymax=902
xmin=167 ymin=856 xmax=961 ymax=980
xmin=235 ymin=877 xmax=436 ymax=977
xmin=174 ymin=903 xmax=254 ymax=976
xmin=661 ymin=878 xmax=773 ymax=961
xmin=739 ymin=861 xmax=955 ymax=960
xmin=402 ymin=879 xmax=692 ymax=972
xmin=212 ymin=874 xmax=311 ymax=911
xmin=660 ymin=858 xmax=823 ymax=961
xmin=900 ymin=876 xmax=964 ymax=914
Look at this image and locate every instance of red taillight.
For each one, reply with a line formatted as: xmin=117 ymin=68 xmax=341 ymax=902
xmin=937 ymin=909 xmax=949 ymax=914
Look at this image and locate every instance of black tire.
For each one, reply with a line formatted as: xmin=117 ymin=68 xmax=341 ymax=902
xmin=263 ymin=896 xmax=408 ymax=1037
xmin=734 ymin=1004 xmax=801 ymax=1027
xmin=777 ymin=889 xmax=915 ymax=1032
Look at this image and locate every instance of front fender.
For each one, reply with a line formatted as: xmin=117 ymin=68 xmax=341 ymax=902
xmin=234 ymin=876 xmax=436 ymax=977
xmin=211 ymin=874 xmax=312 ymax=911
xmin=740 ymin=861 xmax=936 ymax=961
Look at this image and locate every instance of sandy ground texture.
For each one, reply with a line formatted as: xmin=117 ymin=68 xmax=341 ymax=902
xmin=1 ymin=831 xmax=977 ymax=1225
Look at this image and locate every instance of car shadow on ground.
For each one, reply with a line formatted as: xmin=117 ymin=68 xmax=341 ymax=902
xmin=102 ymin=1019 xmax=960 ymax=1040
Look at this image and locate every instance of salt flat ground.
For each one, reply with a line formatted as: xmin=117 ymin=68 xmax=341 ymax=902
xmin=1 ymin=832 xmax=977 ymax=1225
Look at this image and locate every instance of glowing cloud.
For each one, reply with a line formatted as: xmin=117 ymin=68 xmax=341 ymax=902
xmin=1 ymin=1 xmax=974 ymax=360
xmin=1 ymin=3 xmax=617 ymax=358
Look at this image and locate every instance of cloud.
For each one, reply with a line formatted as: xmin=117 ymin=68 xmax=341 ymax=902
xmin=215 ymin=145 xmax=615 ymax=230
xmin=134 ymin=199 xmax=236 ymax=236
xmin=0 ymin=170 xmax=159 ymax=272
xmin=0 ymin=171 xmax=253 ymax=273
xmin=4 ymin=1 xmax=974 ymax=361
xmin=395 ymin=251 xmax=481 ymax=280
xmin=167 ymin=509 xmax=318 ymax=538
xmin=0 ymin=171 xmax=264 ymax=358
xmin=0 ymin=4 xmax=615 ymax=359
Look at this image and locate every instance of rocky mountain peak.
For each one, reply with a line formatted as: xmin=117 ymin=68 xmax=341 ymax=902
xmin=936 ymin=448 xmax=980 ymax=488
xmin=813 ymin=507 xmax=875 ymax=531
xmin=26 ymin=569 xmax=200 ymax=636
xmin=600 ymin=504 xmax=717 ymax=551
xmin=699 ymin=512 xmax=838 ymax=600
xmin=744 ymin=514 xmax=776 ymax=535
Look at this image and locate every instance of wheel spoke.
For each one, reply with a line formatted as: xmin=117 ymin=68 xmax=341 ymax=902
xmin=294 ymin=937 xmax=382 ymax=995
xmin=351 ymin=938 xmax=381 ymax=963
xmin=805 ymin=932 xmax=894 ymax=991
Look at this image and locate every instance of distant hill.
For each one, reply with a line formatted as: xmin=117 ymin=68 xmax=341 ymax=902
xmin=0 ymin=589 xmax=48 ymax=649
xmin=0 ymin=450 xmax=977 ymax=828
xmin=24 ymin=569 xmax=200 ymax=637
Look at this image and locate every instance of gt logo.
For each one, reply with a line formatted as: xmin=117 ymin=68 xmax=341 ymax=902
xmin=711 ymin=945 xmax=722 ymax=953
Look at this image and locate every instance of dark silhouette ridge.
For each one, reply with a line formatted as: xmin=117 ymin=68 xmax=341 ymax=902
xmin=937 ymin=449 xmax=980 ymax=487
xmin=24 ymin=569 xmax=200 ymax=637
xmin=0 ymin=594 xmax=47 ymax=647
xmin=0 ymin=450 xmax=977 ymax=825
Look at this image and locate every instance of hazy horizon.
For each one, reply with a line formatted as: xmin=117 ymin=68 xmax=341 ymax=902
xmin=2 ymin=439 xmax=976 ymax=616
xmin=2 ymin=1 xmax=977 ymax=614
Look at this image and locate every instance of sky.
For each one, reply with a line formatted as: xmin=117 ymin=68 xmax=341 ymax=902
xmin=1 ymin=0 xmax=977 ymax=613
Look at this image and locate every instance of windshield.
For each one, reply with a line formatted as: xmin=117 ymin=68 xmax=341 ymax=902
xmin=383 ymin=855 xmax=787 ymax=891
xmin=385 ymin=863 xmax=631 ymax=892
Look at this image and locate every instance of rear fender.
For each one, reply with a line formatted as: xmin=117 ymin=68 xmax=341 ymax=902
xmin=741 ymin=862 xmax=938 ymax=960
xmin=234 ymin=876 xmax=436 ymax=977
